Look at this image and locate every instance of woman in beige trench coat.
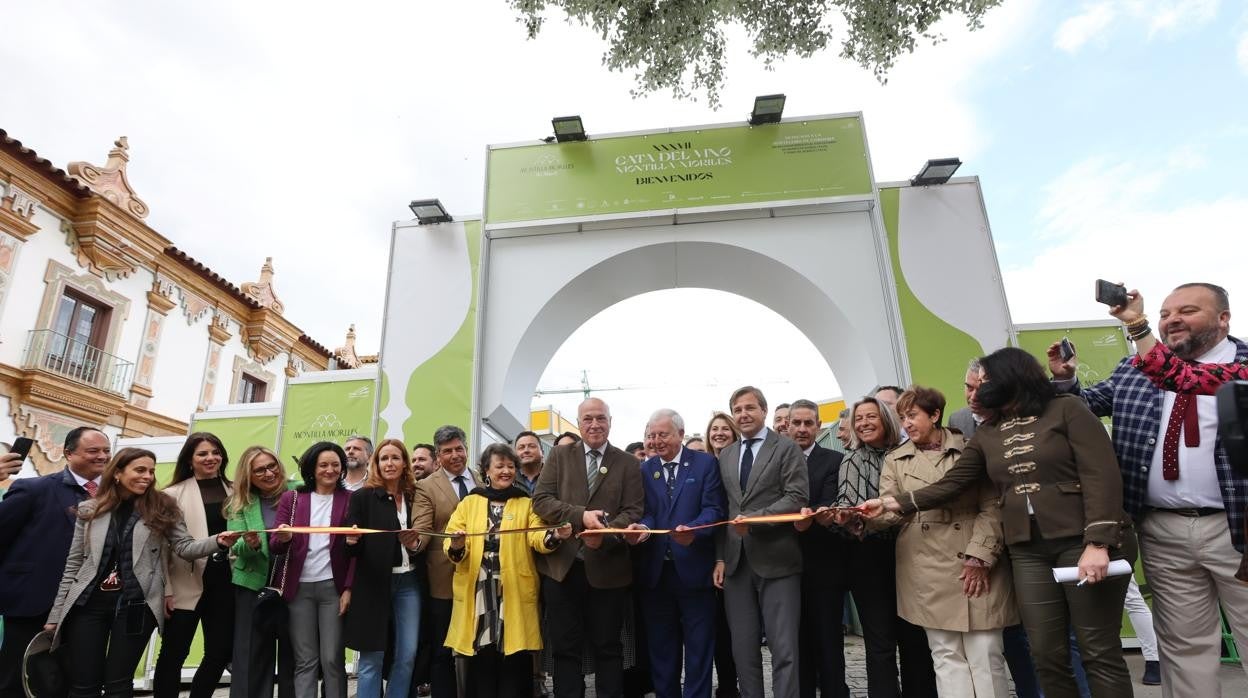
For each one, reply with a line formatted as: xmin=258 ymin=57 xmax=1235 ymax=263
xmin=875 ymin=386 xmax=1018 ymax=697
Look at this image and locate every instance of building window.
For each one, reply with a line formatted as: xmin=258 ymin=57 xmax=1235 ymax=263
xmin=239 ymin=374 xmax=268 ymax=403
xmin=46 ymin=290 xmax=110 ymax=380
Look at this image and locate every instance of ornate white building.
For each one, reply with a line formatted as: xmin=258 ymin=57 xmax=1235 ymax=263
xmin=0 ymin=130 xmax=340 ymax=473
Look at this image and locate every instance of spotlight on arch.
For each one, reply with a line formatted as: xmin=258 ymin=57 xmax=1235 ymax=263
xmin=552 ymin=115 xmax=587 ymax=142
xmin=910 ymin=158 xmax=963 ymax=186
xmin=409 ymin=198 xmax=452 ymax=225
xmin=749 ymin=94 xmax=786 ymax=125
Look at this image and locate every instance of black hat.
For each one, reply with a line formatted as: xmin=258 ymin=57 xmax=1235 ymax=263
xmin=23 ymin=630 xmax=66 ymax=698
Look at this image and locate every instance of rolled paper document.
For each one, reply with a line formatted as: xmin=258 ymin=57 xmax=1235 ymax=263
xmin=1052 ymin=558 xmax=1133 ymax=583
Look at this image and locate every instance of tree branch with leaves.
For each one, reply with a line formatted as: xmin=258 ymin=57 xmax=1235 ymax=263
xmin=509 ymin=0 xmax=1003 ymax=108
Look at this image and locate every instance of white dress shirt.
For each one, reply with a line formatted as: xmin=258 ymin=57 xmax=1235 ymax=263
xmin=440 ymin=466 xmax=478 ymax=498
xmin=1145 ymin=338 xmax=1235 ymax=509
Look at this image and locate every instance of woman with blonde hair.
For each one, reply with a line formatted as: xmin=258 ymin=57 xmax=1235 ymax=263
xmin=704 ymin=411 xmax=741 ymax=459
xmin=45 ymin=448 xmax=236 ymax=697
xmin=226 ymin=445 xmax=295 ymax=698
xmin=344 ymin=439 xmax=423 ymax=698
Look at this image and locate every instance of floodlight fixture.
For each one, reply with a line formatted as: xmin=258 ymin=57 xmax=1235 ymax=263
xmin=749 ymin=94 xmax=786 ymax=125
xmin=409 ymin=198 xmax=452 ymax=225
xmin=910 ymin=158 xmax=963 ymax=186
xmin=552 ymin=116 xmax=587 ymax=142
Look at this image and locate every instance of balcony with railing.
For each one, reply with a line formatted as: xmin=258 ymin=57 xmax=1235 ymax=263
xmin=21 ymin=329 xmax=134 ymax=396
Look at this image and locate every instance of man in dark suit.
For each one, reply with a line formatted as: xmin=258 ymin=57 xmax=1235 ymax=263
xmin=624 ymin=408 xmax=725 ymax=698
xmin=0 ymin=426 xmax=109 ymax=696
xmin=713 ymin=386 xmax=808 ymax=698
xmin=532 ymin=397 xmax=644 ymax=698
xmin=787 ymin=399 xmax=847 ymax=698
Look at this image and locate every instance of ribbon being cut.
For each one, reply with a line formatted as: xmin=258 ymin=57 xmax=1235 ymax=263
xmin=250 ymin=508 xmax=864 ymax=538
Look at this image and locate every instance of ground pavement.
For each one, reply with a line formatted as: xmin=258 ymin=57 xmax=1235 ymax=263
xmin=202 ymin=635 xmax=1246 ymax=697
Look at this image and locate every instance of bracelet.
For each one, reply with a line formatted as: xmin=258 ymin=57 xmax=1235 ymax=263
xmin=1127 ymin=322 xmax=1151 ymax=341
xmin=1123 ymin=315 xmax=1148 ymax=329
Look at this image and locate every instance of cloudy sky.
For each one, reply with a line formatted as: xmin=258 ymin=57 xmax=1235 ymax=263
xmin=4 ymin=1 xmax=1245 ymax=440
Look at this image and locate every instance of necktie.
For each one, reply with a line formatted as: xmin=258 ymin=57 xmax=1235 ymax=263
xmin=586 ymin=450 xmax=602 ymax=491
xmin=739 ymin=438 xmax=759 ymax=494
xmin=455 ymin=475 xmax=468 ymax=499
xmin=665 ymin=462 xmax=678 ymax=498
xmin=84 ymin=480 xmax=98 ymax=497
xmin=1161 ymin=394 xmax=1200 ymax=480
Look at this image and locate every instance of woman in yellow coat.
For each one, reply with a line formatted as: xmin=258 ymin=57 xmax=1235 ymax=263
xmin=444 ymin=443 xmax=572 ymax=698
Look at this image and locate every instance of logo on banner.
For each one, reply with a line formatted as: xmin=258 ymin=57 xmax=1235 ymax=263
xmin=295 ymin=413 xmax=359 ymax=441
xmin=521 ymin=153 xmax=574 ymax=177
xmin=347 ymin=386 xmax=371 ymax=399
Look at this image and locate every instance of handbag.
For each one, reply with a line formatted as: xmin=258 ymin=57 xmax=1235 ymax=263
xmin=254 ymin=491 xmax=295 ymax=634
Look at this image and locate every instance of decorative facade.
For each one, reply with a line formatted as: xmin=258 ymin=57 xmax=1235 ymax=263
xmin=0 ymin=130 xmax=338 ymax=474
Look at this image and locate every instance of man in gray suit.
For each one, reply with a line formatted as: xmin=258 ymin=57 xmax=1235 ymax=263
xmin=713 ymin=386 xmax=808 ymax=698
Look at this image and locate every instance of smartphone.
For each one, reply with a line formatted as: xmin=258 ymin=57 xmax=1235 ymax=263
xmin=10 ymin=436 xmax=33 ymax=461
xmin=1095 ymin=279 xmax=1128 ymax=307
xmin=1059 ymin=338 xmax=1076 ymax=362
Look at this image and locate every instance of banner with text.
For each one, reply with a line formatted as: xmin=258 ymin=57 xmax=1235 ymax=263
xmin=485 ymin=116 xmax=872 ymax=224
xmin=278 ymin=377 xmax=376 ymax=471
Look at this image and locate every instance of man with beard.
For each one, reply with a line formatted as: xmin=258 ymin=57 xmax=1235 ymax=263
xmin=411 ymin=442 xmax=437 ymax=480
xmin=1050 ymin=282 xmax=1248 ymax=697
xmin=342 ymin=435 xmax=373 ymax=491
xmin=514 ymin=431 xmax=545 ymax=494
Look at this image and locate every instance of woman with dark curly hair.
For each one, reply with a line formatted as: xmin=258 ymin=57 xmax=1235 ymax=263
xmin=270 ymin=441 xmax=356 ymax=698
xmin=45 ymin=447 xmax=237 ymax=698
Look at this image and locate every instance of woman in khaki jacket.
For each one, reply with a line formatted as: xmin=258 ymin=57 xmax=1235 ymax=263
xmin=874 ymin=386 xmax=1016 ymax=697
xmin=153 ymin=432 xmax=235 ymax=697
xmin=866 ymin=348 xmax=1136 ymax=698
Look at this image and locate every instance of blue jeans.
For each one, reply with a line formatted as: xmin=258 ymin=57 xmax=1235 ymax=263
xmin=357 ymin=571 xmax=421 ymax=698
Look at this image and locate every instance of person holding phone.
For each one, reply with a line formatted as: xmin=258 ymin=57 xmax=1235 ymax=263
xmin=44 ymin=447 xmax=238 ymax=698
xmin=0 ymin=426 xmax=110 ymax=696
xmin=1050 ymin=282 xmax=1248 ymax=692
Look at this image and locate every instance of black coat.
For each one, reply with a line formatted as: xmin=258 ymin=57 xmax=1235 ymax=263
xmin=798 ymin=444 xmax=844 ymax=576
xmin=343 ymin=486 xmax=415 ymax=652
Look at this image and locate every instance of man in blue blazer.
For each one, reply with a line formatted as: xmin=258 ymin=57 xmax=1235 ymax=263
xmin=626 ymin=408 xmax=726 ymax=698
xmin=0 ymin=426 xmax=109 ymax=696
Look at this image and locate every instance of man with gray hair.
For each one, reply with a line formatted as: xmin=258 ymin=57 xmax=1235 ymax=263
xmin=533 ymin=398 xmax=644 ymax=698
xmin=624 ymin=408 xmax=725 ymax=698
xmin=412 ymin=425 xmax=480 ymax=698
xmin=342 ymin=434 xmax=374 ymax=491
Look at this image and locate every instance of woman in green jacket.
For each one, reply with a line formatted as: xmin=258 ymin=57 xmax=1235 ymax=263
xmin=225 ymin=445 xmax=294 ymax=698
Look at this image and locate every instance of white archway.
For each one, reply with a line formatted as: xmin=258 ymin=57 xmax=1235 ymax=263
xmin=475 ymin=208 xmax=909 ymax=439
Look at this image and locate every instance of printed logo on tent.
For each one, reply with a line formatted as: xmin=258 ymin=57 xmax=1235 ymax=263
xmin=521 ymin=153 xmax=574 ymax=177
xmin=294 ymin=413 xmax=360 ymax=441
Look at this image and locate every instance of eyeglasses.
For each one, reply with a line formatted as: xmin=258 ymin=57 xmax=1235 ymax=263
xmin=251 ymin=462 xmax=279 ymax=476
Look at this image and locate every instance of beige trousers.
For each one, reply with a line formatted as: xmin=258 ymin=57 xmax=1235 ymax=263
xmin=1140 ymin=510 xmax=1248 ymax=698
xmin=924 ymin=627 xmax=1010 ymax=697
